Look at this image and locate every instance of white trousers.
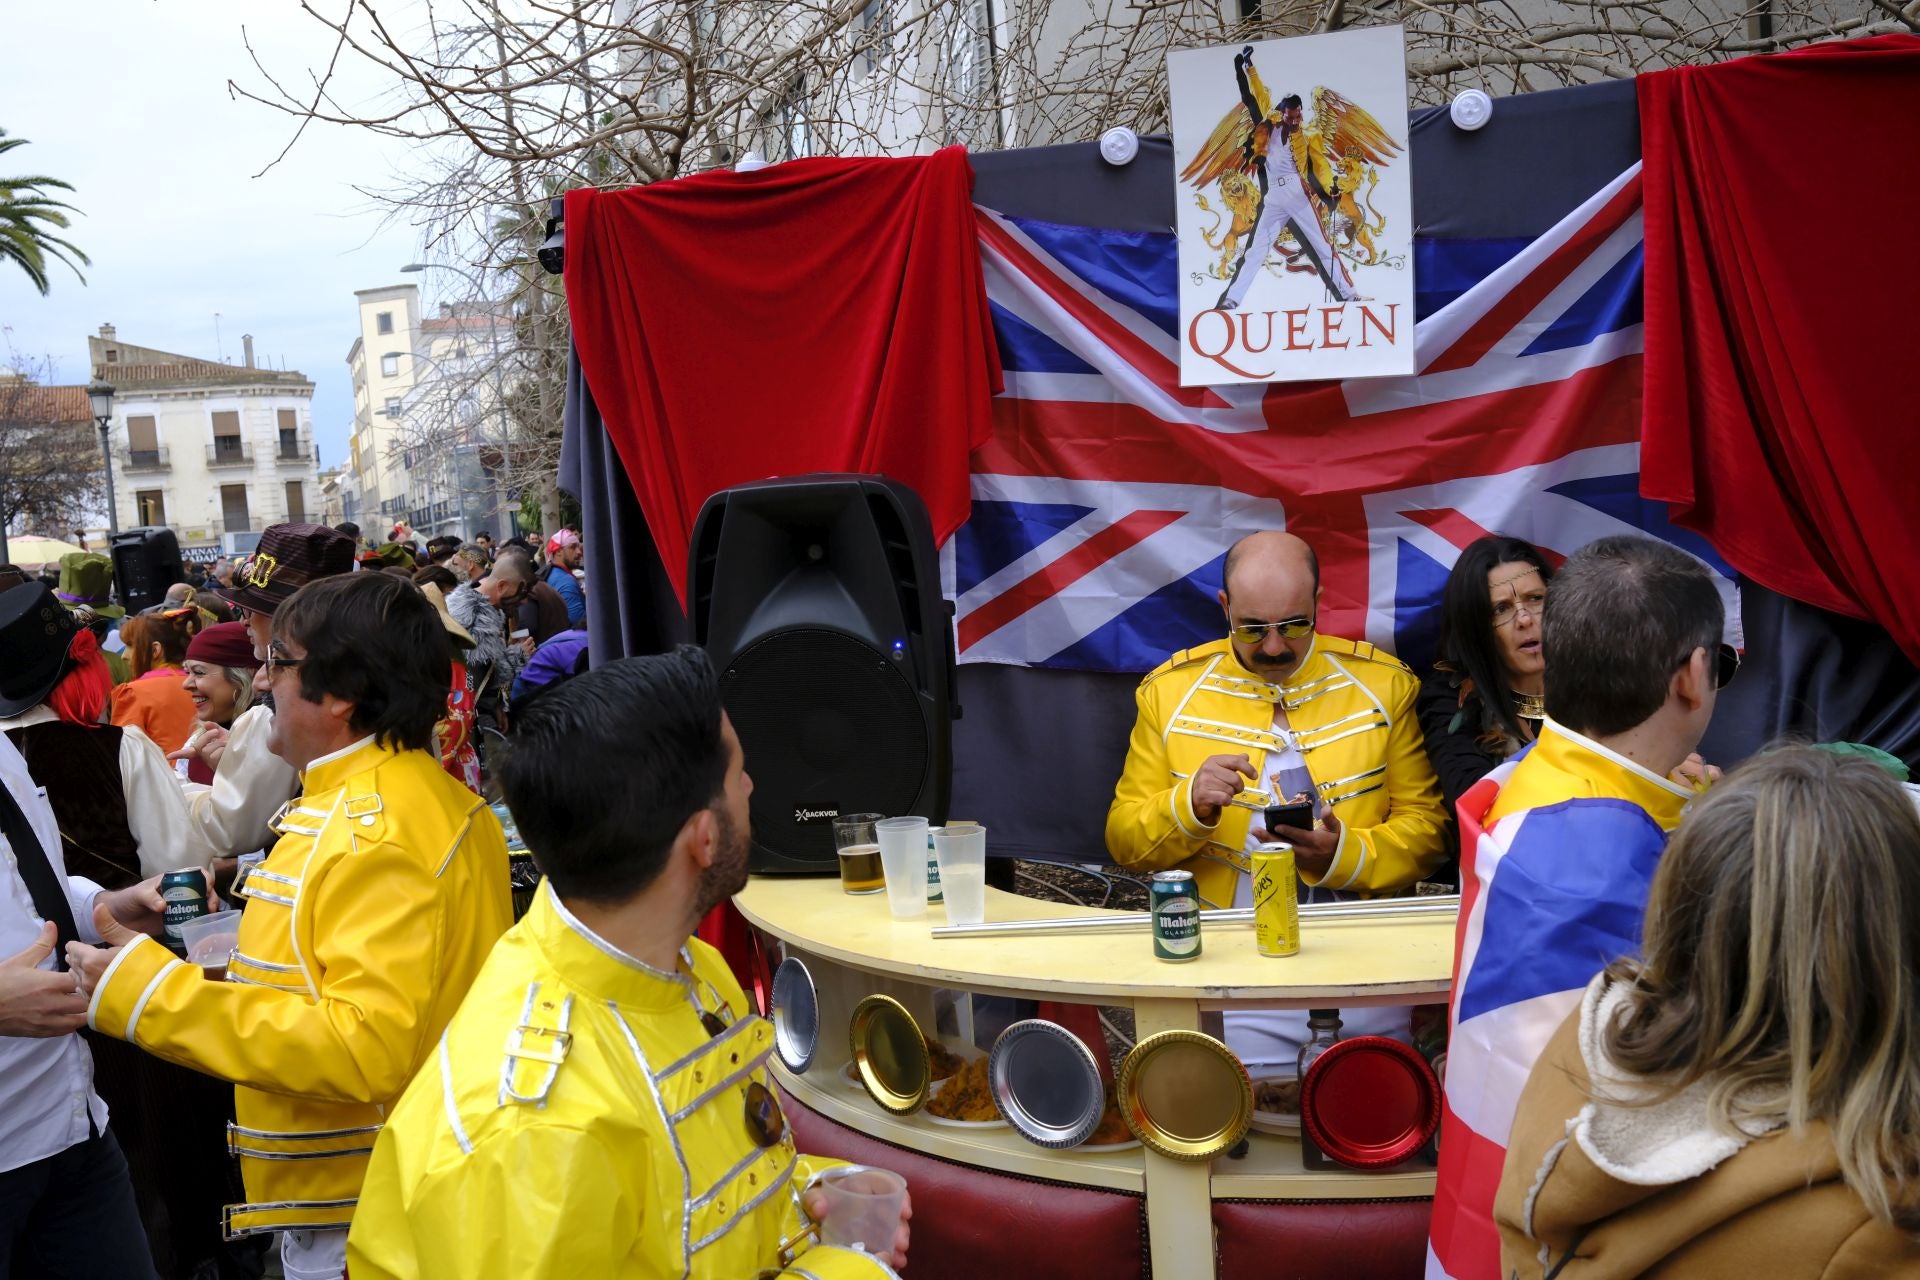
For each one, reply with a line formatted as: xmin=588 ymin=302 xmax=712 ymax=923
xmin=1223 ymin=179 xmax=1356 ymax=306
xmin=281 ymin=1228 xmax=348 ymax=1280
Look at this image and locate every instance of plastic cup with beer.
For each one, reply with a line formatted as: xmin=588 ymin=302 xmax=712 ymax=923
xmin=833 ymin=813 xmax=887 ymax=896
xmin=874 ymin=817 xmax=929 ymax=919
xmin=932 ymin=822 xmax=988 ymax=926
xmin=812 ymin=1165 xmax=908 ymax=1255
xmin=174 ymin=910 xmax=241 ymax=982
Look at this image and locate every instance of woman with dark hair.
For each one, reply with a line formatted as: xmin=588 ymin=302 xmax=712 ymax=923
xmin=111 ymin=607 xmax=201 ymax=755
xmin=1417 ymin=535 xmax=1553 ymax=814
xmin=1496 ymin=746 xmax=1920 ymax=1276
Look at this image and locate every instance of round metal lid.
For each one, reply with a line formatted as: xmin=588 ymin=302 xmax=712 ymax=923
xmin=768 ymin=957 xmax=819 ymax=1073
xmin=989 ymin=1019 xmax=1104 ymax=1149
xmin=1116 ymin=1030 xmax=1253 ymax=1162
xmin=1300 ymin=1035 xmax=1441 ymax=1169
xmin=848 ymin=995 xmax=931 ymax=1115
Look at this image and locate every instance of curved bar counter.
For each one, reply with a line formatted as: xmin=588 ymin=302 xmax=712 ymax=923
xmin=735 ymin=877 xmax=1454 ymax=1279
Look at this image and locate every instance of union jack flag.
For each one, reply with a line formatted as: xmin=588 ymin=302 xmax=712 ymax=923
xmin=947 ymin=163 xmax=1737 ymax=672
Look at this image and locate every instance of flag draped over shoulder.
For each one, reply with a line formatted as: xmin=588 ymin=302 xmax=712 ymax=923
xmin=1426 ymin=725 xmax=1690 ymax=1279
xmin=564 ymin=146 xmax=1002 ymax=606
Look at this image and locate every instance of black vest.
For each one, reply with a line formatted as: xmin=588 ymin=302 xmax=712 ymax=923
xmin=5 ymin=721 xmax=140 ymax=890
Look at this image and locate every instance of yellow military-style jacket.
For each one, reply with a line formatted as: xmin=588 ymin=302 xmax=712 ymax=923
xmin=1106 ymin=635 xmax=1449 ymax=909
xmin=347 ymin=882 xmax=896 ymax=1280
xmin=88 ymin=736 xmax=512 ymax=1239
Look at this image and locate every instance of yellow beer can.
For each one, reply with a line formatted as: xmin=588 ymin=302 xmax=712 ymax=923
xmin=1252 ymin=842 xmax=1300 ymax=958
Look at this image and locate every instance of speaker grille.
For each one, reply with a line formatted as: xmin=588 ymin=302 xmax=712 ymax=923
xmin=721 ymin=628 xmax=927 ymax=866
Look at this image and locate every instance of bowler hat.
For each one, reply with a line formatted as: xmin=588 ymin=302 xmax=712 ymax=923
xmin=218 ymin=523 xmax=357 ymax=617
xmin=0 ymin=582 xmax=82 ymax=717
xmin=57 ymin=552 xmax=124 ymax=621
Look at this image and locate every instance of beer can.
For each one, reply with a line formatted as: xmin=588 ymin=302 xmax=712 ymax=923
xmin=1151 ymin=870 xmax=1202 ymax=962
xmin=161 ymin=868 xmax=210 ymax=951
xmin=1251 ymin=843 xmax=1300 ymax=957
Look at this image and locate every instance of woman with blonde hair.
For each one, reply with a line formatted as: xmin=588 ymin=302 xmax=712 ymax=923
xmin=1497 ymin=744 xmax=1920 ymax=1277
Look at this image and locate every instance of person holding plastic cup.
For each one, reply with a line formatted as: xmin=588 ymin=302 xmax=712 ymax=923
xmin=348 ymin=648 xmax=908 ymax=1279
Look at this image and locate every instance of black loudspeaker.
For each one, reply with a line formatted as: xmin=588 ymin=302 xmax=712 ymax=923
xmin=109 ymin=526 xmax=184 ymax=614
xmin=690 ymin=474 xmax=958 ymax=875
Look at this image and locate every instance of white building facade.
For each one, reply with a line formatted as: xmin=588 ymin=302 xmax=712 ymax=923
xmin=88 ymin=325 xmax=321 ymax=561
xmin=346 ymin=284 xmax=519 ymax=542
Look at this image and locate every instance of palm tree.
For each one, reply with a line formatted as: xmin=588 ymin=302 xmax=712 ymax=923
xmin=0 ymin=129 xmax=89 ymax=295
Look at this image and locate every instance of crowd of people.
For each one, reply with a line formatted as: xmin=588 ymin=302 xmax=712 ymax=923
xmin=1 ymin=515 xmax=1916 ymax=1279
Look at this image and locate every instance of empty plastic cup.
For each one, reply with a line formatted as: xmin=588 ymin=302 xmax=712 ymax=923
xmin=875 ymin=817 xmax=929 ymax=919
xmin=813 ymin=1165 xmax=908 ymax=1256
xmin=932 ymin=823 xmax=988 ymax=926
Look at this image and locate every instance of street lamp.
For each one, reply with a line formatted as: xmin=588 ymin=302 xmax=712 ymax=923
xmin=87 ymin=381 xmax=117 ymax=538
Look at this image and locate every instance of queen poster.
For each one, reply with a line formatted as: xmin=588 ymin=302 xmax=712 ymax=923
xmin=1167 ymin=26 xmax=1415 ymax=386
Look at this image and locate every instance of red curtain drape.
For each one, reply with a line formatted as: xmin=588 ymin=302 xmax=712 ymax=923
xmin=1639 ymin=34 xmax=1920 ymax=664
xmin=564 ymin=147 xmax=1002 ymax=605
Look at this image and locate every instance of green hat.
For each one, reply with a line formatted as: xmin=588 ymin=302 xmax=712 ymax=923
xmin=1812 ymin=741 xmax=1911 ymax=782
xmin=56 ymin=552 xmax=123 ymax=620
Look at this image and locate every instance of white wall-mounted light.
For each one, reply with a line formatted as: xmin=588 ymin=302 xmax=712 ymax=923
xmin=1099 ymin=127 xmax=1140 ymax=166
xmin=1450 ymin=89 xmax=1493 ymax=132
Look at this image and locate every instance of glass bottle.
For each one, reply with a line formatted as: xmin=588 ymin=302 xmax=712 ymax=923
xmin=1298 ymin=1008 xmax=1343 ymax=1170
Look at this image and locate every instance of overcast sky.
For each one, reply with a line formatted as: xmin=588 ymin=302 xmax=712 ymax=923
xmin=1 ymin=1 xmax=446 ymax=468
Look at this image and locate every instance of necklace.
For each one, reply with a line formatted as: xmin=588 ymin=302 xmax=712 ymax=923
xmin=1512 ymin=690 xmax=1546 ymax=722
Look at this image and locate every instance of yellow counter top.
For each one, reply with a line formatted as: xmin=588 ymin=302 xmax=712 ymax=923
xmin=734 ymin=875 xmax=1454 ymax=1007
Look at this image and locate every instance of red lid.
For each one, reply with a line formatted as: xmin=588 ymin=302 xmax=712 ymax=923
xmin=1300 ymin=1036 xmax=1440 ymax=1170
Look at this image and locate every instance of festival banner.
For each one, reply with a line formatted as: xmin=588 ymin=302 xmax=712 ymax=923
xmin=1167 ymin=27 xmax=1416 ymax=385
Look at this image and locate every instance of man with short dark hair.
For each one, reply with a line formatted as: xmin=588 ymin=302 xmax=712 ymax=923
xmin=473 ymin=530 xmax=493 ymax=557
xmin=1428 ymin=535 xmax=1731 ymax=1280
xmin=348 ymin=649 xmax=903 ymax=1280
xmin=71 ymin=573 xmax=513 ymax=1280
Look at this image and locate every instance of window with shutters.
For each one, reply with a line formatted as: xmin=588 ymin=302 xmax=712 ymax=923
xmin=381 ymin=353 xmax=401 ymax=378
xmin=211 ymin=410 xmax=246 ymax=463
xmin=127 ymin=415 xmax=160 ymax=466
xmin=221 ymin=485 xmax=252 ymax=533
xmin=136 ymin=490 xmax=165 ymax=526
xmin=286 ymin=481 xmax=306 ymax=523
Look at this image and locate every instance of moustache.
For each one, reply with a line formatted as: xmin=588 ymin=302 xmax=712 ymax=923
xmin=1248 ymin=652 xmax=1295 ymax=668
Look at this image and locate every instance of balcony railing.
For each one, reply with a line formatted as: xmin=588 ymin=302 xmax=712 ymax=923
xmin=119 ymin=445 xmax=171 ymax=473
xmin=276 ymin=432 xmax=314 ymax=463
xmin=220 ymin=515 xmax=254 ymax=533
xmin=206 ymin=439 xmax=253 ymax=467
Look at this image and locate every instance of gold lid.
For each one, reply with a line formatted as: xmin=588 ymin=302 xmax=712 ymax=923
xmin=1116 ymin=1029 xmax=1254 ymax=1161
xmin=848 ymin=995 xmax=931 ymax=1116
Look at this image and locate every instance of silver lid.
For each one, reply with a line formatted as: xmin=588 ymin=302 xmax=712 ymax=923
xmin=989 ymin=1019 xmax=1104 ymax=1149
xmin=768 ymin=957 xmax=819 ymax=1073
xmin=1252 ymin=841 xmax=1295 ymax=854
xmin=1151 ymin=870 xmax=1195 ymax=883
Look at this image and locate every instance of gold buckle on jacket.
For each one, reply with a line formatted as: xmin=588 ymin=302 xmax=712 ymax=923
xmin=774 ymin=1220 xmax=821 ymax=1268
xmin=506 ymin=1025 xmax=573 ymax=1066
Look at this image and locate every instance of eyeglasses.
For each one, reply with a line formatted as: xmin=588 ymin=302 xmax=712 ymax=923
xmin=1490 ymin=588 xmax=1547 ymax=628
xmin=1674 ymin=642 xmax=1741 ymax=690
xmin=262 ymin=647 xmax=306 ymax=680
xmin=1228 ymin=616 xmax=1314 ymax=646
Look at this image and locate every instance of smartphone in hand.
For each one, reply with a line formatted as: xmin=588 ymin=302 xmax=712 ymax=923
xmin=1263 ymin=799 xmax=1315 ymax=834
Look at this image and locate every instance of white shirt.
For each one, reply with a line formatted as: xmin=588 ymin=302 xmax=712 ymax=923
xmin=179 ymin=703 xmax=299 ymax=860
xmin=0 ymin=732 xmax=109 ymax=1174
